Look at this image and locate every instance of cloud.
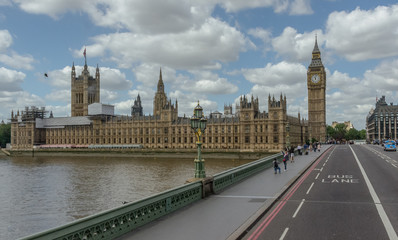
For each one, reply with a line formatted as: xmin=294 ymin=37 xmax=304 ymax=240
xmin=185 ymin=78 xmax=238 ymax=95
xmin=45 ymin=65 xmax=132 ymax=91
xmin=13 ymin=0 xmax=85 ymax=18
xmin=272 ymin=27 xmax=323 ymax=62
xmin=219 ymin=0 xmax=312 ymax=15
xmin=0 ymin=67 xmax=25 ymax=91
xmin=77 ymin=18 xmax=253 ymax=69
xmin=44 ymin=90 xmax=70 ymax=103
xmin=0 ymin=29 xmax=35 ymax=70
xmin=0 ymin=29 xmax=12 ymax=51
xmin=242 ymin=61 xmax=307 ymax=87
xmin=325 ymin=4 xmax=398 ymax=61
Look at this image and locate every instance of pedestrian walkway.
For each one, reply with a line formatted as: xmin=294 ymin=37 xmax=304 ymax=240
xmin=118 ymin=146 xmax=332 ymax=240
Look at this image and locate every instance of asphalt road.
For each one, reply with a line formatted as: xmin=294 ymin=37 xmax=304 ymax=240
xmin=242 ymin=144 xmax=398 ymax=240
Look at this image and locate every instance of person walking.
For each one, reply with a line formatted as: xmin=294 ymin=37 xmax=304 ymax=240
xmin=290 ymin=146 xmax=295 ymax=163
xmin=282 ymin=151 xmax=288 ymax=171
xmin=274 ymin=158 xmax=281 ymax=174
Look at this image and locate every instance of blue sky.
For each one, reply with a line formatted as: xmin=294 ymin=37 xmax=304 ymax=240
xmin=1 ymin=0 xmax=398 ymax=130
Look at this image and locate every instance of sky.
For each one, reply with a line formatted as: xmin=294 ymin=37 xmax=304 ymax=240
xmin=1 ymin=0 xmax=398 ymax=130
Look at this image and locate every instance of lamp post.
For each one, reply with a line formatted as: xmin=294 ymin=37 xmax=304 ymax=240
xmin=286 ymin=122 xmax=291 ymax=149
xmin=190 ymin=101 xmax=207 ymax=178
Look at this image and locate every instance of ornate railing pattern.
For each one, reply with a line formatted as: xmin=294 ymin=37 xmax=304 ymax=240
xmin=19 ymin=181 xmax=202 ymax=240
xmin=212 ymin=152 xmax=284 ymax=193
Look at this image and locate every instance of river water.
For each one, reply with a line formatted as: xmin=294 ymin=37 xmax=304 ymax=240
xmin=0 ymin=153 xmax=256 ymax=239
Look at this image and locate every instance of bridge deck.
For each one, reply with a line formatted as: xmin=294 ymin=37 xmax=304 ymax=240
xmin=118 ymin=146 xmax=331 ymax=240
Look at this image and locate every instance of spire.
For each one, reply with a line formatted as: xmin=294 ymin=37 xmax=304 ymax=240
xmin=157 ymin=68 xmax=164 ymax=93
xmin=312 ymin=34 xmax=320 ymax=54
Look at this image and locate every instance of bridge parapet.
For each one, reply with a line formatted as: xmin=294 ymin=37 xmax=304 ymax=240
xmin=19 ymin=181 xmax=202 ymax=240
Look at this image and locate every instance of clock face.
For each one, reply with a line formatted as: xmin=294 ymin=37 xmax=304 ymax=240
xmin=311 ymin=74 xmax=320 ymax=83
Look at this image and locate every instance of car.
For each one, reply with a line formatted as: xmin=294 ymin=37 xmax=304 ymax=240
xmin=384 ymin=140 xmax=396 ymax=151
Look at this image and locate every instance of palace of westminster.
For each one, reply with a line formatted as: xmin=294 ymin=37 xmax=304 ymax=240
xmin=10 ymin=39 xmax=327 ymax=152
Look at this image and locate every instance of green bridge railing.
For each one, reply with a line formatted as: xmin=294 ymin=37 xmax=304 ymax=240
xmin=212 ymin=152 xmax=284 ymax=193
xmin=20 ymin=151 xmax=291 ymax=240
xmin=19 ymin=181 xmax=202 ymax=240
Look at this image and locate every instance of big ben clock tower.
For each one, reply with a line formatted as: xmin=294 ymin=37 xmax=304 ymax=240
xmin=307 ymin=36 xmax=326 ymax=142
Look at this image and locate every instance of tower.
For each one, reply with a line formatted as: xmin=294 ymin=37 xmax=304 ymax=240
xmin=307 ymin=36 xmax=326 ymax=142
xmin=131 ymin=94 xmax=143 ymax=117
xmin=71 ymin=59 xmax=100 ymax=117
xmin=153 ymin=68 xmax=168 ymax=117
xmin=152 ymin=68 xmax=178 ymax=121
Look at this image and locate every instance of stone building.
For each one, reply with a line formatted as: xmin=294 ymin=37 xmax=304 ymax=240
xmin=131 ymin=94 xmax=143 ymax=117
xmin=10 ymin=40 xmax=333 ymax=152
xmin=71 ymin=60 xmax=100 ymax=117
xmin=366 ymin=96 xmax=398 ymax=142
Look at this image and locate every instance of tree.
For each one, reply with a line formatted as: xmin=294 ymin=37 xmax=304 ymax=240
xmin=0 ymin=123 xmax=11 ymax=148
xmin=332 ymin=123 xmax=347 ymax=141
xmin=346 ymin=128 xmax=360 ymax=140
xmin=359 ymin=129 xmax=366 ymax=139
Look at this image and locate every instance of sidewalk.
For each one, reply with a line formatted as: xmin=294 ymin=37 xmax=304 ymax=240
xmin=118 ymin=146 xmax=331 ymax=240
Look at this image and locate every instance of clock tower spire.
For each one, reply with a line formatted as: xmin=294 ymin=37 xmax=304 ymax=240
xmin=307 ymin=35 xmax=326 ymax=142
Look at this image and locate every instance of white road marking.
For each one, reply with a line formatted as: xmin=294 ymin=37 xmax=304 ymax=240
xmin=292 ymin=199 xmax=305 ymax=218
xmin=320 ymin=167 xmax=323 ymax=172
xmin=306 ymin=182 xmax=314 ymax=195
xmin=279 ymin=228 xmax=289 ymax=240
xmin=349 ymin=146 xmax=398 ymax=240
xmin=315 ymin=172 xmax=320 ymax=179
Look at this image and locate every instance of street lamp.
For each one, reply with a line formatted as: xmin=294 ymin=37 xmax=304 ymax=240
xmin=190 ymin=101 xmax=207 ymax=178
xmin=286 ymin=122 xmax=291 ymax=148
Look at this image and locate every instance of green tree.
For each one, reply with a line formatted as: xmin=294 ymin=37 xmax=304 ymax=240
xmin=359 ymin=129 xmax=366 ymax=139
xmin=333 ymin=123 xmax=347 ymax=141
xmin=327 ymin=125 xmax=335 ymax=140
xmin=346 ymin=128 xmax=360 ymax=140
xmin=0 ymin=123 xmax=11 ymax=148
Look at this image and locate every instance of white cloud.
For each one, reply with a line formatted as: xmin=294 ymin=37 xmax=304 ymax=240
xmin=185 ymin=78 xmax=238 ymax=95
xmin=44 ymin=90 xmax=70 ymax=103
xmin=0 ymin=52 xmax=35 ymax=70
xmin=13 ymin=0 xmax=85 ymax=18
xmin=272 ymin=27 xmax=323 ymax=62
xmin=325 ymin=4 xmax=398 ymax=61
xmin=242 ymin=61 xmax=307 ymax=86
xmin=76 ymin=18 xmax=253 ymax=69
xmin=0 ymin=29 xmax=35 ymax=70
xmin=0 ymin=67 xmax=25 ymax=91
xmin=0 ymin=29 xmax=12 ymax=51
xmin=45 ymin=65 xmax=132 ymax=91
xmin=219 ymin=0 xmax=312 ymax=15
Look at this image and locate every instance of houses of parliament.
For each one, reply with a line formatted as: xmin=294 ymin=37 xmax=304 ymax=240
xmin=10 ymin=38 xmax=326 ymax=152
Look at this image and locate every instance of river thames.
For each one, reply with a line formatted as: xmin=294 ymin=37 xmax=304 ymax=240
xmin=0 ymin=153 xmax=258 ymax=239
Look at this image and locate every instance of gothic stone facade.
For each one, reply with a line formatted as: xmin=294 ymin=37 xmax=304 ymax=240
xmin=11 ymin=61 xmax=316 ymax=152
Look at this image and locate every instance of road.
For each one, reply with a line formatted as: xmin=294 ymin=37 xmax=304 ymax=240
xmin=242 ymin=144 xmax=398 ymax=240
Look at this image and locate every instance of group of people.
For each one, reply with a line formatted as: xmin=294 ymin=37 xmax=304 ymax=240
xmin=273 ymin=146 xmax=295 ymax=174
xmin=273 ymin=143 xmax=321 ymax=174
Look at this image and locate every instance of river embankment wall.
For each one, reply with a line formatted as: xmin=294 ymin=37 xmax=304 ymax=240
xmin=8 ymin=149 xmax=273 ymax=160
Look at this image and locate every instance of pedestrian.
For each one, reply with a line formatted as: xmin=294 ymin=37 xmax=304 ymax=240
xmin=282 ymin=151 xmax=288 ymax=171
xmin=313 ymin=142 xmax=317 ymax=152
xmin=317 ymin=142 xmax=321 ymax=152
xmin=297 ymin=145 xmax=302 ymax=155
xmin=290 ymin=146 xmax=295 ymax=163
xmin=273 ymin=158 xmax=281 ymax=174
xmin=304 ymin=143 xmax=308 ymax=155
